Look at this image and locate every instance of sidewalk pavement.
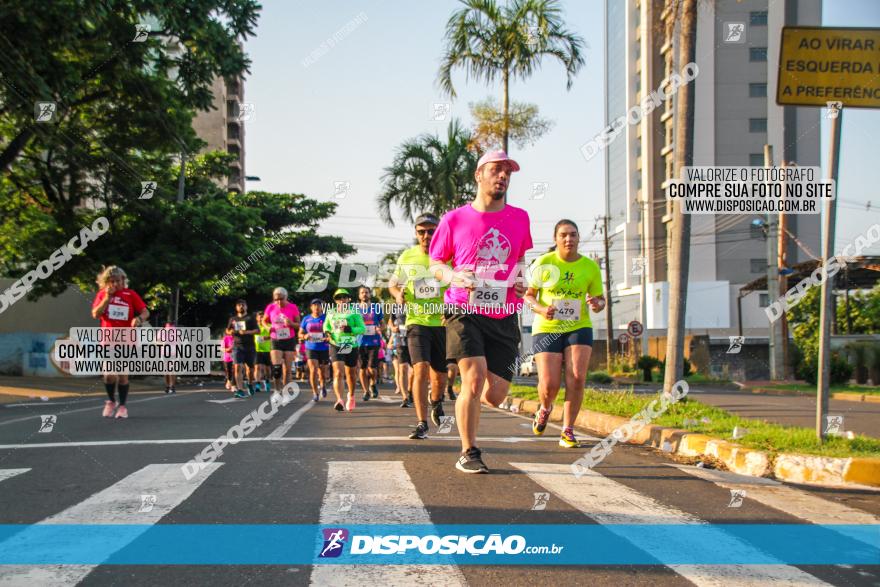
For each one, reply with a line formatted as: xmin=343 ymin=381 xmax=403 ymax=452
xmin=0 ymin=375 xmax=214 ymax=403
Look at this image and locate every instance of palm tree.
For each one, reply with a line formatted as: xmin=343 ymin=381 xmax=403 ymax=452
xmin=437 ymin=0 xmax=585 ymax=153
xmin=377 ymin=119 xmax=477 ymax=227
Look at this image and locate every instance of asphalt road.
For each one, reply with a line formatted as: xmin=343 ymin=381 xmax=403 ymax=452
xmin=0 ymin=381 xmax=877 ymax=586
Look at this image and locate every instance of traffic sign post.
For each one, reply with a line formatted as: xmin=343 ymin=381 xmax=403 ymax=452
xmin=777 ymin=27 xmax=880 ymax=109
xmin=777 ymin=26 xmax=880 ymax=441
xmin=627 ymin=320 xmax=644 ymax=339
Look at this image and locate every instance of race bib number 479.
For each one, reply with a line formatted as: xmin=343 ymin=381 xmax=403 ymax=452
xmin=552 ymin=299 xmax=582 ymax=322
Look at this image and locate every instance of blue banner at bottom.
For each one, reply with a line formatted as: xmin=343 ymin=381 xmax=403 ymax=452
xmin=0 ymin=524 xmax=876 ymax=565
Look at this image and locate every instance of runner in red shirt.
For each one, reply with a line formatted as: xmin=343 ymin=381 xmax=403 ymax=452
xmin=90 ymin=266 xmax=149 ymax=419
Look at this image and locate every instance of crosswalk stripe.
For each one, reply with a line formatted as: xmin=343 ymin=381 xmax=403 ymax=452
xmin=668 ymin=463 xmax=880 ymax=548
xmin=309 ymin=461 xmax=466 ymax=586
xmin=0 ymin=469 xmax=29 ymax=483
xmin=0 ymin=462 xmax=221 ymax=586
xmin=511 ymin=462 xmax=830 ymax=586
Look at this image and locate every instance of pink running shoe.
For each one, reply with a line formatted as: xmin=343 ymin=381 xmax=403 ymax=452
xmin=115 ymin=405 xmax=129 ymax=419
xmin=102 ymin=401 xmax=116 ymax=418
xmin=346 ymin=394 xmax=356 ymax=412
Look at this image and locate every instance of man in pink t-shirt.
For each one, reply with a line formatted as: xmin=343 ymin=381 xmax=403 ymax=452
xmin=429 ymin=150 xmax=532 ymax=474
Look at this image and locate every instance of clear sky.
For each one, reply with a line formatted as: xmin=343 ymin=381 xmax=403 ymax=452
xmin=243 ymin=0 xmax=880 ymax=262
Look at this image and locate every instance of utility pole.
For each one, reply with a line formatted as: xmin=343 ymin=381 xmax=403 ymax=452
xmin=603 ymin=215 xmax=614 ymax=370
xmin=663 ymin=0 xmax=696 ymax=394
xmin=817 ymin=105 xmax=843 ymax=441
xmin=765 ymin=145 xmax=783 ymax=380
xmin=777 ymin=163 xmax=789 ymax=377
xmin=171 ymin=152 xmax=186 ymax=325
xmin=640 ymin=198 xmax=649 ymax=358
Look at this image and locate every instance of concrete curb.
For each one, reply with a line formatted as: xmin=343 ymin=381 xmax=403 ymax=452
xmin=830 ymin=392 xmax=880 ymax=403
xmin=508 ymin=397 xmax=880 ymax=489
xmin=735 ymin=382 xmax=880 ymax=403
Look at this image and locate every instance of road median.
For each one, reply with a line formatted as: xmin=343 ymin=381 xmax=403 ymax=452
xmin=507 ymin=395 xmax=880 ymax=489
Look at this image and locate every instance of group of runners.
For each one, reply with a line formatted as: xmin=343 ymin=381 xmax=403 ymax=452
xmin=90 ymin=150 xmax=606 ymax=474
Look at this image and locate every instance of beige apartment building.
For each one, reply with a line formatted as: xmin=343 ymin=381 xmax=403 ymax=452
xmin=593 ymin=0 xmax=822 ymax=353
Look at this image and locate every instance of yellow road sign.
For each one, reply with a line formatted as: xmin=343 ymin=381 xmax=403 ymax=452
xmin=777 ymin=26 xmax=880 ymax=108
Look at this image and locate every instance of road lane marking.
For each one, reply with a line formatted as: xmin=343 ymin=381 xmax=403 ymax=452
xmin=0 ymin=436 xmax=561 ymax=450
xmin=0 ymin=469 xmax=29 ymax=483
xmin=0 ymin=395 xmax=175 ymax=429
xmin=511 ymin=462 xmax=830 ymax=586
xmin=265 ymin=400 xmax=315 ymax=439
xmin=0 ymin=463 xmax=221 ymax=585
xmin=669 ymin=463 xmax=880 ymax=546
xmin=206 ymin=398 xmax=245 ymax=404
xmin=310 ymin=461 xmax=466 ymax=586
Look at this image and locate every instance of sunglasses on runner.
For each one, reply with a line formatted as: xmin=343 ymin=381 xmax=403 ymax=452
xmin=416 ymin=228 xmax=435 ymax=236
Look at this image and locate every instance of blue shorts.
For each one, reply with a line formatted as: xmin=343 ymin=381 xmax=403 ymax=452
xmin=533 ymin=327 xmax=593 ymax=354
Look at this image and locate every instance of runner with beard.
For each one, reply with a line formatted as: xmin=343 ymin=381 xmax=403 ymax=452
xmin=429 ymin=151 xmax=532 ymax=473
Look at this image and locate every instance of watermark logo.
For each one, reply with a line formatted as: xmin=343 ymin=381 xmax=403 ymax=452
xmin=431 ymin=102 xmax=451 ymax=122
xmin=437 ymin=415 xmax=455 ymax=434
xmin=724 ymin=22 xmax=746 ymax=43
xmin=726 ymin=336 xmax=744 ymax=354
xmin=38 ymin=415 xmax=56 ymax=433
xmin=732 ymin=426 xmax=748 ymax=440
xmin=571 ymin=380 xmax=689 ymax=477
xmin=631 ymin=256 xmax=645 ymax=276
xmin=531 ymin=492 xmax=550 ymax=511
xmin=338 ymin=493 xmax=355 ymax=512
xmin=530 ymin=182 xmax=549 ymax=201
xmin=523 ymin=25 xmax=541 ymax=47
xmin=319 ymin=528 xmax=349 ymax=558
xmin=0 ymin=216 xmax=109 ymax=317
xmin=302 ymin=12 xmax=369 ymax=68
xmin=766 ymin=224 xmax=880 ymax=324
xmin=337 ymin=342 xmax=354 ymax=355
xmin=236 ymin=102 xmax=255 ymax=122
xmin=825 ymin=415 xmax=844 ymax=436
xmin=139 ymin=181 xmax=157 ymax=200
xmin=182 ymin=383 xmax=300 ymax=479
xmin=35 ymin=101 xmax=57 ymax=123
xmin=133 ymin=23 xmax=151 ymax=42
xmin=825 ymin=101 xmax=842 ymax=119
xmin=138 ymin=494 xmax=157 ymax=513
xmin=581 ymin=62 xmax=699 ymax=162
xmin=298 ymin=260 xmax=336 ymax=293
xmin=334 ymin=180 xmax=351 ymax=199
xmin=728 ymin=489 xmax=746 ymax=508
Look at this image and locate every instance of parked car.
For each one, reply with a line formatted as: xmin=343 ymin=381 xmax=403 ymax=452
xmin=519 ymin=355 xmax=536 ymax=376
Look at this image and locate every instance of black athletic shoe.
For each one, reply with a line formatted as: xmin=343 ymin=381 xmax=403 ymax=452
xmin=430 ymin=400 xmax=445 ymax=428
xmin=371 ymin=384 xmax=379 ymax=399
xmin=362 ymin=392 xmax=370 ymax=402
xmin=168 ymin=387 xmax=176 ymax=394
xmin=408 ymin=421 xmax=428 ymax=440
xmin=447 ymin=387 xmax=457 ymax=401
xmin=456 ymin=447 xmax=488 ymax=474
xmin=334 ymin=401 xmax=345 ymax=412
xmin=399 ymin=398 xmax=409 ymax=408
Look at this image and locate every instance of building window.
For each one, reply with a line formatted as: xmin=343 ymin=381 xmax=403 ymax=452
xmin=749 ymin=118 xmax=767 ymax=133
xmin=749 ymin=47 xmax=768 ymax=62
xmin=750 ymin=11 xmax=768 ymax=26
xmin=759 ymin=293 xmax=770 ymax=307
xmin=750 ymin=258 xmax=766 ymax=273
xmin=749 ymin=153 xmax=764 ymax=166
xmin=749 ymin=83 xmax=767 ymax=97
xmin=750 ymin=220 xmax=765 ymax=238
